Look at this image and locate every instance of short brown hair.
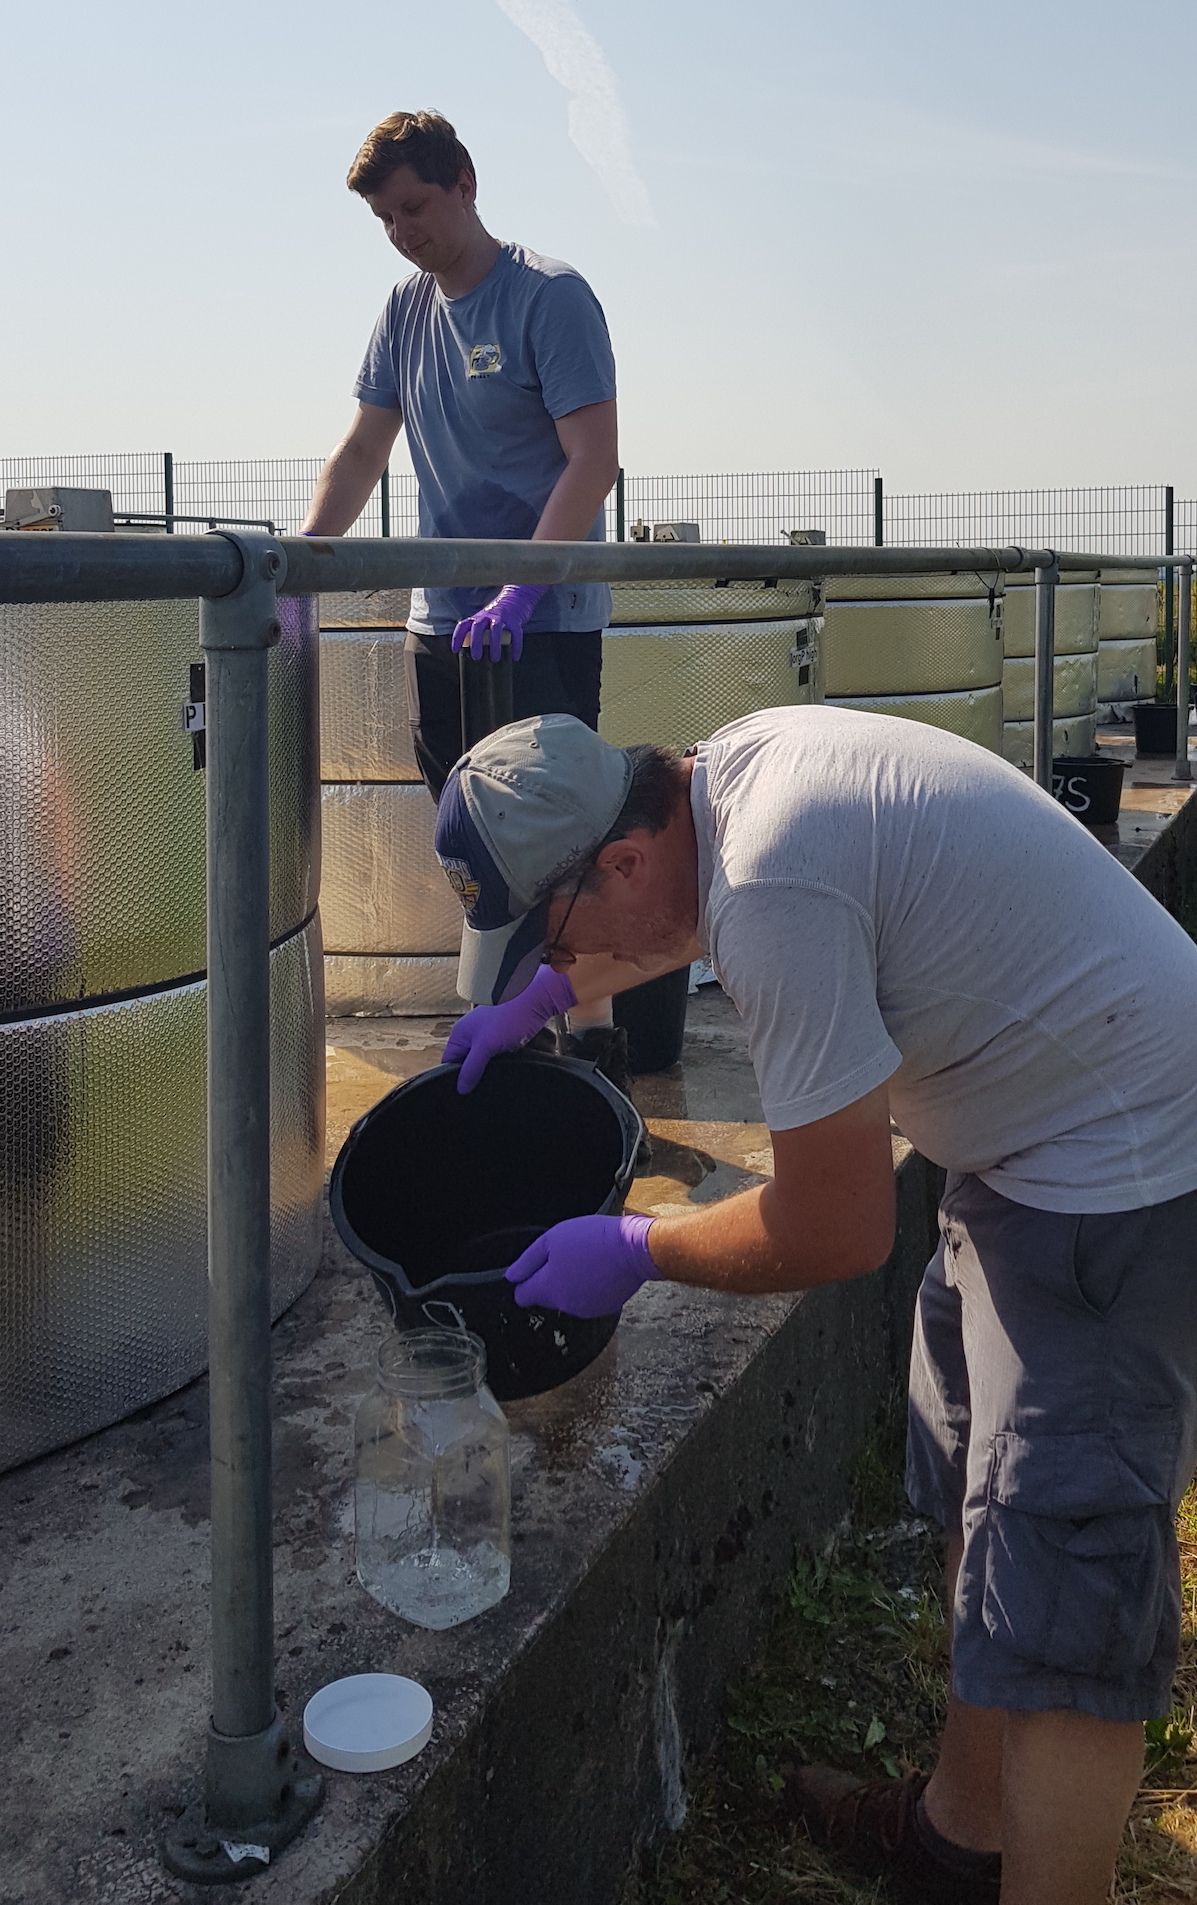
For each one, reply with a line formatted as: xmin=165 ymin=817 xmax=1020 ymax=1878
xmin=346 ymin=110 xmax=476 ymax=197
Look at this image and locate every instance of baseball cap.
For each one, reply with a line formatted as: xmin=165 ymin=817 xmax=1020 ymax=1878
xmin=434 ymin=714 xmax=635 ymax=1005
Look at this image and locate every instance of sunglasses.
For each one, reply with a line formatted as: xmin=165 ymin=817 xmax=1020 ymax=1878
xmin=540 ymin=866 xmax=590 ymax=968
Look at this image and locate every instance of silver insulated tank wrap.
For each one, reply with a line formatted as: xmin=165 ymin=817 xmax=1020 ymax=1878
xmin=318 ymin=604 xmax=466 ymax=1014
xmin=0 ymin=920 xmax=324 ymax=1472
xmin=821 ymin=572 xmax=1005 ymax=752
xmin=599 ymin=576 xmax=823 ymax=754
xmin=2 ymin=596 xmax=319 ymax=1014
xmin=600 ymin=620 xmax=821 ymax=751
xmin=1096 ymin=565 xmax=1159 ymax=708
xmin=320 ymin=625 xmax=421 ymax=783
xmin=1 ymin=594 xmax=324 ymax=1472
xmin=1002 ymin=571 xmax=1099 ymax=765
xmin=320 ymin=782 xmax=463 ymax=956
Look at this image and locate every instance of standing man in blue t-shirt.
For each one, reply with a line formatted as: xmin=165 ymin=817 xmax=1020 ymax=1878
xmin=304 ymin=109 xmax=643 ymax=1130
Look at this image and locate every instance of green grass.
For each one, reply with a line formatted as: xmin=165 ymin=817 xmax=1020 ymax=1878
xmin=626 ymin=1404 xmax=1197 ymax=1905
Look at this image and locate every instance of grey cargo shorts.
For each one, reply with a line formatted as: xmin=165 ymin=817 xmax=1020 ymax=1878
xmin=906 ymin=1172 xmax=1197 ymax=1722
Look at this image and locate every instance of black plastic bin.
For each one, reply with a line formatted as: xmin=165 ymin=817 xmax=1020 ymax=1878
xmin=1050 ymin=755 xmax=1125 ymax=827
xmin=614 ymin=964 xmax=691 ymax=1073
xmin=1133 ymin=702 xmax=1181 ymax=757
xmin=330 ymin=1051 xmax=644 ymax=1399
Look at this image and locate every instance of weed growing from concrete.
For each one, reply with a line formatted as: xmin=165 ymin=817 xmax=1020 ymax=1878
xmin=628 ymin=1400 xmax=1197 ymax=1905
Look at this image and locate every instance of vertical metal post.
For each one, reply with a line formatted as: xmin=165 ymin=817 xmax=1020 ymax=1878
xmin=1032 ymin=559 xmax=1060 ymax=792
xmin=1175 ymin=559 xmax=1192 ymax=784
xmin=615 ymin=467 xmax=626 ymax=543
xmin=873 ymin=475 xmax=884 ymax=547
xmin=380 ymin=469 xmax=391 ymax=539
xmin=163 ymin=531 xmax=321 ymax=1883
xmin=1164 ymin=487 xmax=1175 ymax=696
xmin=164 ymin=451 xmax=175 ymax=534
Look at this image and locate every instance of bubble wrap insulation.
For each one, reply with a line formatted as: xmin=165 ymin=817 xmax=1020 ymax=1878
xmin=608 ymin=576 xmax=819 ymax=626
xmin=1097 ymin=638 xmax=1159 ymax=703
xmin=324 ymin=953 xmax=463 ymax=1018
xmin=821 ymin=593 xmax=1002 ymax=697
xmin=1002 ymin=651 xmax=1099 ymax=723
xmin=319 ymin=626 xmax=420 ymax=782
xmin=0 ymin=595 xmax=318 ymax=1016
xmin=320 ymin=782 xmax=462 ymax=956
xmin=1002 ymin=715 xmax=1098 ymax=769
xmin=598 ymin=620 xmax=821 ymax=752
xmin=0 ymin=917 xmax=324 ymax=1472
xmin=826 ymin=685 xmax=1004 ymax=754
xmin=320 ymin=588 xmax=412 ymax=629
xmin=1002 ymin=574 xmax=1099 ymax=658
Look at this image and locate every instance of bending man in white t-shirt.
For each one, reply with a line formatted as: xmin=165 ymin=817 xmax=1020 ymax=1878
xmin=433 ymin=705 xmax=1197 ymax=1905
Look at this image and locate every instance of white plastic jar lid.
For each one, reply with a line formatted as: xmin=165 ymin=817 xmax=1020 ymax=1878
xmin=302 ymin=1673 xmax=434 ymax=1773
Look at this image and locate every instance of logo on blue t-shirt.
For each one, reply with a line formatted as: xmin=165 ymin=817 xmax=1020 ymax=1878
xmin=467 ymin=342 xmax=503 ymax=378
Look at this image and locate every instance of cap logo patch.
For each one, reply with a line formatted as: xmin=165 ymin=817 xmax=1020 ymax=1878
xmin=440 ymin=857 xmax=480 ymax=913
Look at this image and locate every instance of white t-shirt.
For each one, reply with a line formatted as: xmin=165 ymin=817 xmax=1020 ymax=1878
xmin=691 ymin=707 xmax=1197 ymax=1214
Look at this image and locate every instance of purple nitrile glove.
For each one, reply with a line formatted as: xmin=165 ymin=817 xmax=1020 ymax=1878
xmin=451 ymin=583 xmax=547 ymax=663
xmin=505 ymin=1214 xmax=659 ymax=1318
xmin=442 ymin=962 xmax=577 ymax=1094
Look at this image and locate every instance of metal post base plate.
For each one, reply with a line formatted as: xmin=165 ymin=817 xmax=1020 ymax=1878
xmin=162 ymin=1710 xmax=323 ymax=1885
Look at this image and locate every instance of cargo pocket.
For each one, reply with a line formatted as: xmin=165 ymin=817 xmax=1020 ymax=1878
xmin=981 ymin=1427 xmax=1177 ymax=1680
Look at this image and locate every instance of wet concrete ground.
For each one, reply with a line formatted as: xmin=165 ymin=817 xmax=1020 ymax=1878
xmin=325 ymin=988 xmax=773 ymax=1231
xmin=1095 ymin=723 xmax=1196 ymax=872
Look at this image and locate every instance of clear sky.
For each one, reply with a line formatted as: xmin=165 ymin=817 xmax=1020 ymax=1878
xmin=3 ymin=0 xmax=1194 ymax=495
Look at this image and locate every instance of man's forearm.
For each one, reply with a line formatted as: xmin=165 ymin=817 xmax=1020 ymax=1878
xmin=533 ymin=451 xmax=619 ymax=545
xmin=647 ymin=1175 xmax=894 ymax=1295
xmin=302 ymin=438 xmax=389 ymax=537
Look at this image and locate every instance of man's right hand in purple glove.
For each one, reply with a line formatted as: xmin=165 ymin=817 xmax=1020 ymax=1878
xmin=451 ymin=583 xmax=546 ymax=663
xmin=442 ymin=963 xmax=577 ymax=1094
xmin=505 ymin=1213 xmax=659 ymax=1317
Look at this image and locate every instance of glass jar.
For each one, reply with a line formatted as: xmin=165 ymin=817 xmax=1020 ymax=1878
xmin=354 ymin=1329 xmax=511 ymax=1629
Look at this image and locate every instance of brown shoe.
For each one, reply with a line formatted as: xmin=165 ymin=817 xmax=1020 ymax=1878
xmin=776 ymin=1764 xmax=1001 ymax=1905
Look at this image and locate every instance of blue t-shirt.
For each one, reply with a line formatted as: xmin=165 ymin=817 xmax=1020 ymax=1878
xmin=354 ymin=243 xmax=616 ymax=637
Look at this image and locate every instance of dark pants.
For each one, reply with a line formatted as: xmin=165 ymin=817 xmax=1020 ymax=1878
xmin=403 ymin=628 xmax=603 ymax=802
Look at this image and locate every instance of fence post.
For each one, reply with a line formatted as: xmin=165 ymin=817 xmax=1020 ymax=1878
xmin=380 ymin=470 xmax=391 ymax=539
xmin=1164 ymin=486 xmax=1175 ymax=696
xmin=163 ymin=451 xmax=175 ymax=534
xmin=873 ymin=475 xmax=884 ymax=547
xmin=616 ymin=467 xmax=626 ymax=543
xmin=1175 ymin=559 xmax=1193 ymax=784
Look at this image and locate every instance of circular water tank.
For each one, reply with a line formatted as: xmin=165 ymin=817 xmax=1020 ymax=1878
xmin=608 ymin=576 xmax=819 ymax=626
xmin=0 ymin=594 xmax=323 ymax=1472
xmin=821 ymin=572 xmax=1004 ymax=751
xmin=599 ymin=620 xmax=820 ymax=751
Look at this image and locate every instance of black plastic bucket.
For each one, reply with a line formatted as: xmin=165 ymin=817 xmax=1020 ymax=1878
xmin=614 ymin=965 xmax=691 ymax=1073
xmin=1050 ymin=755 xmax=1125 ymax=827
xmin=1133 ymin=702 xmax=1180 ymax=756
xmin=329 ymin=1051 xmax=644 ymax=1400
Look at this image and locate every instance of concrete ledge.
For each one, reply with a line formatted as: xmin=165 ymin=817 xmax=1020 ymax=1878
xmin=1 ymin=1105 xmax=935 ymax=1905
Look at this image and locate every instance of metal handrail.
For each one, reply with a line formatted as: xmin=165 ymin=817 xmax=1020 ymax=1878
xmin=0 ymin=528 xmax=1183 ymax=603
